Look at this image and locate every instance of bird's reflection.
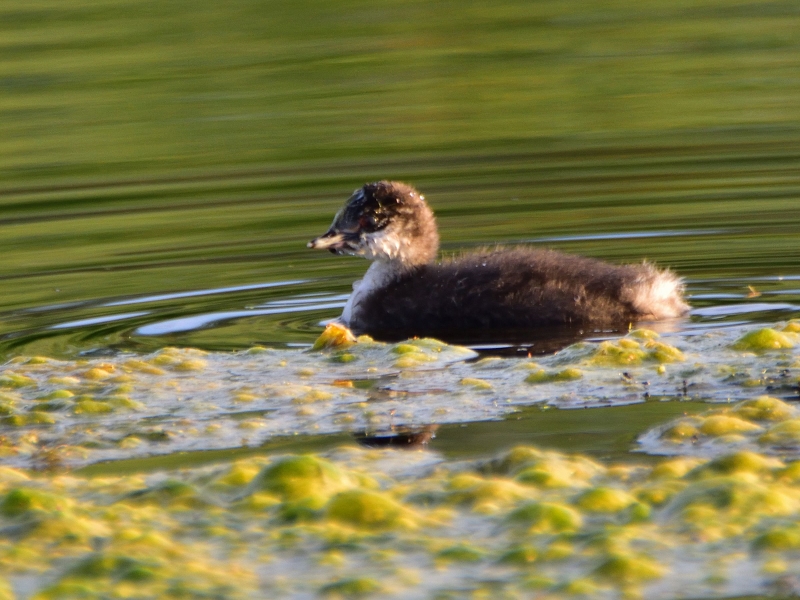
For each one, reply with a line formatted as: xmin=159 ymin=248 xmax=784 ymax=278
xmin=354 ymin=424 xmax=439 ymax=449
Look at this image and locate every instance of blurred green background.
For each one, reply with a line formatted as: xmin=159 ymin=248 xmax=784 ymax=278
xmin=3 ymin=0 xmax=799 ymax=178
xmin=1 ymin=0 xmax=800 ymax=352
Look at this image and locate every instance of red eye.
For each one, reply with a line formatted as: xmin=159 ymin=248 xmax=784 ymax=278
xmin=359 ymin=216 xmax=371 ymax=229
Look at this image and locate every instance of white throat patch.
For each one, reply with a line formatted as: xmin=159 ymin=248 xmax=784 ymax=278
xmin=340 ymin=261 xmax=398 ymax=325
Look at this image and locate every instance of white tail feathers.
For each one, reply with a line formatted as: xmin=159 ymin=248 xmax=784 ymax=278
xmin=626 ymin=264 xmax=690 ymax=319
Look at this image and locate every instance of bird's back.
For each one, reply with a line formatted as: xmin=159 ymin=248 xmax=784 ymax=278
xmin=351 ymin=248 xmax=686 ymax=339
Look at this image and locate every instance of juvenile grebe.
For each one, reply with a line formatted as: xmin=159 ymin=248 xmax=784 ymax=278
xmin=308 ymin=181 xmax=689 ymax=340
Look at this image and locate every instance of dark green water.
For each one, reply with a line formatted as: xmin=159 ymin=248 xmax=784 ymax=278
xmin=2 ymin=138 xmax=800 ymax=356
xmin=1 ymin=0 xmax=799 ymax=358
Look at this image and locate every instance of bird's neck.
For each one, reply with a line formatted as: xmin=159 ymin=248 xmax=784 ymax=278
xmin=341 ymin=261 xmax=402 ymax=326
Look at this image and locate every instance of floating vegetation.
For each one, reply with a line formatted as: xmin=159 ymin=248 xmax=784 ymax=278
xmin=0 ymin=324 xmax=798 ymax=597
xmin=732 ymin=327 xmax=798 ymax=352
xmin=2 ymin=444 xmax=800 ymax=599
xmin=640 ymin=395 xmax=800 ymax=458
xmin=2 ymin=322 xmax=800 ymax=469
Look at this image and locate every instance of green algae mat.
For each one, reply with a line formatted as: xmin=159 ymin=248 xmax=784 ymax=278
xmin=3 ymin=322 xmax=800 ymax=598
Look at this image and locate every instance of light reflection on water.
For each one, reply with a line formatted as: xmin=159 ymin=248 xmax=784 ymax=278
xmin=103 ymin=280 xmax=307 ymax=307
xmin=4 ymin=215 xmax=800 ymax=359
xmin=5 ymin=261 xmax=800 ymax=359
xmin=134 ymin=298 xmax=346 ymax=336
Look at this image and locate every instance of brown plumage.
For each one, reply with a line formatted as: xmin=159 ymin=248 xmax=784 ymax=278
xmin=309 ymin=181 xmax=689 ymax=341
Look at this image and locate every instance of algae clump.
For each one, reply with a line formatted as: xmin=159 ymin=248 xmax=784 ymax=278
xmin=436 ymin=544 xmax=484 ymax=562
xmin=594 ymin=552 xmax=666 ymax=583
xmin=699 ymin=415 xmax=762 ymax=436
xmin=733 ymin=328 xmax=796 ymax=351
xmin=692 ymin=451 xmax=781 ymax=477
xmin=1 ymin=487 xmax=66 ymax=518
xmin=326 ymin=489 xmax=417 ymax=530
xmin=759 ymin=419 xmax=800 ymax=446
xmin=320 ymin=577 xmax=381 ymax=597
xmin=588 ymin=337 xmax=683 ymax=366
xmin=312 ymin=323 xmax=357 ymax=351
xmin=459 ymin=377 xmax=493 ymax=390
xmin=734 ymin=396 xmax=796 ymax=422
xmin=507 ymin=502 xmax=583 ymax=533
xmin=753 ymin=525 xmax=800 ymax=551
xmin=248 ymin=455 xmax=354 ymax=503
xmin=525 ymin=368 xmax=582 ymax=384
xmin=498 ymin=545 xmax=538 ymax=565
xmin=575 ymin=487 xmax=636 ymax=513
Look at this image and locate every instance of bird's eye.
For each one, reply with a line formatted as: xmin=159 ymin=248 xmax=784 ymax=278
xmin=358 ymin=216 xmax=372 ymax=230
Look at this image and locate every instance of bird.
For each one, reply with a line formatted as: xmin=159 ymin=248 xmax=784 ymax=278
xmin=308 ymin=181 xmax=689 ymax=341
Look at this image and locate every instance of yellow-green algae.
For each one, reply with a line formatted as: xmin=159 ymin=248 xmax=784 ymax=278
xmin=0 ymin=335 xmax=483 ymax=469
xmin=643 ymin=396 xmax=800 ymax=457
xmin=759 ymin=419 xmax=800 ymax=445
xmin=5 ymin=322 xmax=800 ymax=469
xmin=327 ymin=489 xmax=419 ymax=530
xmin=733 ymin=328 xmax=797 ymax=352
xmin=4 ymin=323 xmax=800 ymax=596
xmin=459 ymin=377 xmax=493 ymax=390
xmin=525 ymin=368 xmax=582 ymax=384
xmin=1 ymin=442 xmax=800 ymax=598
xmin=576 ymin=487 xmax=637 ymax=513
xmin=588 ymin=336 xmax=684 ymax=367
xmin=320 ymin=577 xmax=382 ymax=597
xmin=734 ymin=395 xmax=796 ymax=422
xmin=311 ymin=323 xmax=357 ymax=351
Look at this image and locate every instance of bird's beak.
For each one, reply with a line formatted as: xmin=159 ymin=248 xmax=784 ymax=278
xmin=307 ymin=229 xmax=355 ymax=254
